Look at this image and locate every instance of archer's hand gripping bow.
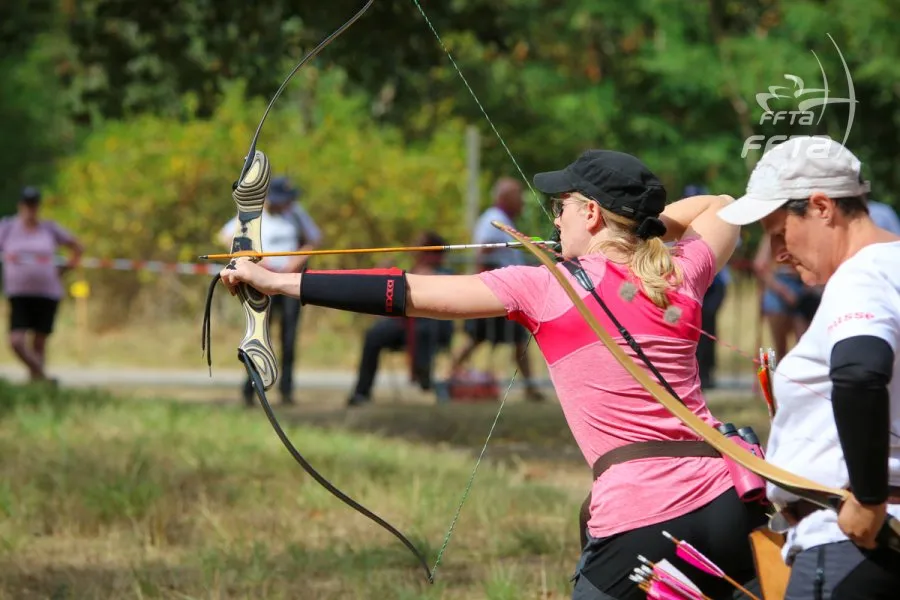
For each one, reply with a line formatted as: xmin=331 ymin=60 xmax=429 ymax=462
xmin=200 ymin=0 xmax=435 ymax=583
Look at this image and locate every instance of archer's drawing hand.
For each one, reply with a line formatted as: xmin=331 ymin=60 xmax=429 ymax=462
xmin=219 ymin=257 xmax=280 ymax=296
xmin=838 ymin=494 xmax=886 ymax=550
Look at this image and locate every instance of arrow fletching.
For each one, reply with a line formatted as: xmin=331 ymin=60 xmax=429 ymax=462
xmin=757 ymin=347 xmax=776 ymax=418
xmin=661 ymin=532 xmax=725 ymax=578
xmin=649 ymin=579 xmax=695 ymax=600
xmin=637 ymin=556 xmax=708 ymax=600
xmin=661 ymin=532 xmax=761 ymax=600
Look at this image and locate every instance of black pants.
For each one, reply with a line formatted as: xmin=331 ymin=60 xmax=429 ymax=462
xmin=243 ymin=295 xmax=302 ymax=399
xmin=463 ymin=315 xmax=529 ymax=345
xmin=353 ymin=317 xmax=452 ymax=398
xmin=9 ymin=296 xmax=59 ymax=335
xmin=785 ymin=540 xmax=900 ymax=600
xmin=572 ymin=489 xmax=767 ymax=600
xmin=697 ymin=277 xmax=726 ymax=389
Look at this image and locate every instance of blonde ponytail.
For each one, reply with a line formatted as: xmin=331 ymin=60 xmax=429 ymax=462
xmin=594 ymin=207 xmax=682 ymax=308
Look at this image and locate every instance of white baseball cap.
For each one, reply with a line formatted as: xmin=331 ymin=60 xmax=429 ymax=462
xmin=718 ymin=135 xmax=870 ymax=226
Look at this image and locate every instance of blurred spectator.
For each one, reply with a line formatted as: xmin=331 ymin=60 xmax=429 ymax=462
xmin=860 ymin=173 xmax=900 ymax=234
xmin=448 ymin=177 xmax=544 ymax=401
xmin=218 ymin=176 xmax=321 ymax=406
xmin=754 ymin=233 xmax=819 ymax=359
xmin=683 ymin=184 xmax=730 ymax=389
xmin=346 ymin=231 xmax=454 ymax=407
xmin=868 ymin=200 xmax=900 ymax=234
xmin=0 ymin=186 xmax=83 ymax=384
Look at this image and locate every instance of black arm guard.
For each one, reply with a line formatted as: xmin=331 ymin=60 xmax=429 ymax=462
xmin=300 ymin=267 xmax=408 ymax=317
xmin=830 ymin=335 xmax=894 ymax=505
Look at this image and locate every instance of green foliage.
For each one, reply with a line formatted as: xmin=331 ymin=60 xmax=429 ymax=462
xmin=4 ymin=0 xmax=900 ymax=281
xmin=0 ymin=34 xmax=78 ymax=216
xmin=45 ymin=69 xmax=471 ymax=320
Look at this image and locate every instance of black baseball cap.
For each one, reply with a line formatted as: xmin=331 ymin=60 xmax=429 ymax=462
xmin=267 ymin=176 xmax=300 ymax=205
xmin=533 ymin=150 xmax=667 ymax=223
xmin=20 ymin=186 xmax=41 ymax=204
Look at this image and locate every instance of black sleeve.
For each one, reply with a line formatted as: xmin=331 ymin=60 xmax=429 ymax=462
xmin=830 ymin=335 xmax=894 ymax=505
xmin=300 ymin=268 xmax=408 ymax=317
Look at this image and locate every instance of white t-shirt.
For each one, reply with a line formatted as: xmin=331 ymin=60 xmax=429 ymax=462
xmin=766 ymin=241 xmax=900 ymax=560
xmin=219 ymin=202 xmax=321 ymax=272
xmin=471 ymin=206 xmax=524 ymax=268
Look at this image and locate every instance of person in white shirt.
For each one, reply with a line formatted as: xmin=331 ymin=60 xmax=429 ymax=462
xmin=449 ymin=177 xmax=544 ymax=401
xmin=218 ymin=176 xmax=322 ymax=405
xmin=718 ymin=135 xmax=900 ymax=599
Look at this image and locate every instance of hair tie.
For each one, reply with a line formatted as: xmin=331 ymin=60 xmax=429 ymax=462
xmin=635 ymin=216 xmax=667 ymax=240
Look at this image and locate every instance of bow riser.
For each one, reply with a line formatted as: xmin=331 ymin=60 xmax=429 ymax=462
xmin=230 ymin=150 xmax=278 ymax=391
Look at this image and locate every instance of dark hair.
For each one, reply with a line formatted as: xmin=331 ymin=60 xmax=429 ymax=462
xmin=783 ymin=195 xmax=869 ymax=218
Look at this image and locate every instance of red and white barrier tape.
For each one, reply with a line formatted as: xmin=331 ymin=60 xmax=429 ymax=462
xmin=1 ymin=253 xmax=220 ymax=276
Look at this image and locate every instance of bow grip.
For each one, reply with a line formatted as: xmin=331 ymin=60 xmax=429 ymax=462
xmin=232 ymin=150 xmax=278 ymax=391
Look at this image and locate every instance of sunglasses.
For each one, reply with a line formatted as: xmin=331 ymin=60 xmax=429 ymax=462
xmin=552 ymin=194 xmax=591 ymax=218
xmin=550 ymin=195 xmax=572 ymax=218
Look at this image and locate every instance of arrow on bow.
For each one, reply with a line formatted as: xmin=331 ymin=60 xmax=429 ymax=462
xmin=198 ymin=239 xmax=559 ymax=262
xmin=492 ymin=220 xmax=900 ymax=555
xmin=200 ymin=0 xmax=438 ymax=583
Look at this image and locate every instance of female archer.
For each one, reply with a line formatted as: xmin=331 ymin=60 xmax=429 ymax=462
xmin=219 ymin=149 xmax=766 ymax=600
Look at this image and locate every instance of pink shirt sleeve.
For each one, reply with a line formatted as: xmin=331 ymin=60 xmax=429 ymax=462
xmin=672 ymin=236 xmax=717 ymax=300
xmin=477 ymin=265 xmax=555 ymax=332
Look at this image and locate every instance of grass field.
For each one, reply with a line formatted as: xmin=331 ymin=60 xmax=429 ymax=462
xmin=0 ymin=380 xmax=768 ymax=600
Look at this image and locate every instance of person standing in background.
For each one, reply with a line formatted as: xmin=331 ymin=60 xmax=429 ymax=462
xmin=0 ymin=186 xmax=83 ymax=384
xmin=754 ymin=234 xmax=819 ymax=359
xmin=218 ymin=176 xmax=322 ymax=406
xmin=449 ymin=177 xmax=544 ymax=401
xmin=860 ymin=172 xmax=900 ymax=235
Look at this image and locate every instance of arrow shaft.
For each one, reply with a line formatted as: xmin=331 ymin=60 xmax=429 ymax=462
xmin=199 ymin=240 xmax=558 ymax=261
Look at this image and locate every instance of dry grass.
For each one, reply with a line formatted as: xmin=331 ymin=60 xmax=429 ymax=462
xmin=0 ymin=381 xmax=584 ymax=600
xmin=0 ymin=379 xmax=767 ymax=600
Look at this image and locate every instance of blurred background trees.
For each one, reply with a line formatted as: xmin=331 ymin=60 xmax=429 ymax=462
xmin=2 ymin=0 xmax=897 ymax=273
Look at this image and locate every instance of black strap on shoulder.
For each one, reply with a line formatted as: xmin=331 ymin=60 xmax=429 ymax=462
xmin=560 ymin=257 xmax=686 ymax=406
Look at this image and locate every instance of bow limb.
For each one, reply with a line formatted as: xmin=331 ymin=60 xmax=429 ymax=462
xmin=491 ymin=221 xmax=900 ymax=552
xmin=203 ymin=1 xmax=436 ymax=583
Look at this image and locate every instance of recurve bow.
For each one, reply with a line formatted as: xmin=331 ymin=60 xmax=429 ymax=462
xmin=201 ymin=0 xmax=435 ymax=582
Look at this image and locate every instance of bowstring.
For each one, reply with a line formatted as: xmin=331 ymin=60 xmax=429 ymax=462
xmin=409 ymin=0 xmax=557 ymax=578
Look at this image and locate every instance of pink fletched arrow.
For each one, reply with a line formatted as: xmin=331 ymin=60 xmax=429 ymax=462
xmin=661 ymin=531 xmax=760 ymax=600
xmin=649 ymin=579 xmax=697 ymax=600
xmin=636 ymin=556 xmax=709 ymax=600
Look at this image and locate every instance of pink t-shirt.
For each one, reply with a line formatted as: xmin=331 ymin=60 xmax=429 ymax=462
xmin=478 ymin=236 xmax=733 ymax=538
xmin=0 ymin=217 xmax=75 ymax=300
